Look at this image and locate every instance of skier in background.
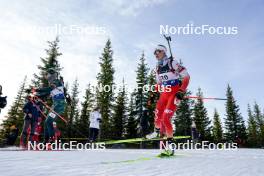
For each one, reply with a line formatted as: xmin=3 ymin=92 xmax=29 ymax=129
xmin=140 ymin=108 xmax=150 ymax=138
xmin=191 ymin=120 xmax=198 ymax=144
xmin=34 ymin=68 xmax=66 ymax=144
xmin=20 ymin=96 xmax=42 ymax=148
xmin=147 ymin=44 xmax=190 ymax=156
xmin=32 ymin=117 xmax=43 ymax=142
xmin=89 ymin=107 xmax=102 ymax=142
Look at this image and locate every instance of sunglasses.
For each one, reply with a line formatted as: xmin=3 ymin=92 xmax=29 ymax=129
xmin=154 ymin=50 xmax=162 ymax=55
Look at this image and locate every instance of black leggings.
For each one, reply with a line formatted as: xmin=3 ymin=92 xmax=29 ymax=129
xmin=89 ymin=128 xmax=99 ymax=142
xmin=21 ymin=119 xmax=36 ymax=145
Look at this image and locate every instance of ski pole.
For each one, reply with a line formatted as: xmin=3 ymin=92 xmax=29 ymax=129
xmin=29 ymin=98 xmax=47 ymax=119
xmin=30 ymin=90 xmax=89 ymax=138
xmin=34 ymin=95 xmax=89 ymax=138
xmin=163 ymin=35 xmax=173 ymax=58
xmin=34 ymin=96 xmax=68 ymax=123
xmin=185 ymin=96 xmax=227 ymax=101
xmin=34 ymin=96 xmax=88 ymax=138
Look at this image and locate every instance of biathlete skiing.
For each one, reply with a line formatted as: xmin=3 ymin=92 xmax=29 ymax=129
xmin=147 ymin=38 xmax=190 ymax=156
xmin=20 ymin=96 xmax=42 ymax=148
xmin=33 ymin=68 xmax=66 ymax=144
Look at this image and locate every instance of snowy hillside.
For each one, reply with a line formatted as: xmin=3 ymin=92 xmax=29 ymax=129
xmin=0 ymin=149 xmax=263 ymax=176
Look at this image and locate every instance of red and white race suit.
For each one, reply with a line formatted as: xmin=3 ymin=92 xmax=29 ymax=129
xmin=154 ymin=57 xmax=190 ymax=138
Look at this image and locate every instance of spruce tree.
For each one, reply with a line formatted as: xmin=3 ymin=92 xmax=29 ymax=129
xmin=96 ymin=39 xmax=115 ymax=140
xmin=253 ymin=102 xmax=264 ymax=147
xmin=174 ymin=91 xmax=193 ymax=136
xmin=32 ymin=37 xmax=62 ymax=87
xmin=77 ymin=84 xmax=94 ymax=137
xmin=135 ymin=52 xmax=149 ymax=129
xmin=224 ymin=85 xmax=247 ymax=142
xmin=146 ymin=69 xmax=159 ymax=132
xmin=111 ymin=80 xmax=127 ymax=139
xmin=0 ymin=77 xmax=28 ymax=142
xmin=193 ymin=88 xmax=212 ymax=141
xmin=212 ymin=109 xmax=223 ymax=143
xmin=125 ymin=93 xmax=138 ymax=138
xmin=68 ymin=79 xmax=80 ymax=138
xmin=247 ymin=104 xmax=258 ymax=147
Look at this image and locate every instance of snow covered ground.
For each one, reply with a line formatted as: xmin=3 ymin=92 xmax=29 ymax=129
xmin=0 ymin=149 xmax=263 ymax=176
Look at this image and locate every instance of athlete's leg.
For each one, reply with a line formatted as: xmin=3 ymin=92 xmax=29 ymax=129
xmin=89 ymin=128 xmax=94 ymax=142
xmin=160 ymin=123 xmax=166 ymax=137
xmin=29 ymin=119 xmax=36 ymax=142
xmin=93 ymin=128 xmax=99 ymax=141
xmin=46 ymin=101 xmax=65 ymax=141
xmin=44 ymin=120 xmax=49 ymax=143
xmin=154 ymin=93 xmax=167 ymax=129
xmin=20 ymin=119 xmax=30 ymax=147
xmin=45 ymin=112 xmax=56 ymax=140
xmin=162 ymin=86 xmax=179 ymax=138
xmin=155 ymin=92 xmax=171 ymax=136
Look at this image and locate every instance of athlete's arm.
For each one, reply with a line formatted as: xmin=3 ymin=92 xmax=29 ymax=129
xmin=179 ymin=68 xmax=190 ymax=91
xmin=154 ymin=68 xmax=162 ymax=92
xmin=35 ymin=87 xmax=52 ymax=97
xmin=172 ymin=60 xmax=190 ymax=91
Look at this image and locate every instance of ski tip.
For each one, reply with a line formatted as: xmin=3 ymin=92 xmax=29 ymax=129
xmin=156 ymin=154 xmax=175 ymax=158
xmin=157 ymin=150 xmax=175 ymax=158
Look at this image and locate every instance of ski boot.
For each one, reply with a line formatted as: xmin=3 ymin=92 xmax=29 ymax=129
xmin=19 ymin=134 xmax=28 ymax=150
xmin=45 ymin=136 xmax=56 ymax=150
xmin=158 ymin=150 xmax=174 ymax=157
xmin=157 ymin=138 xmax=175 ymax=158
xmin=146 ymin=128 xmax=160 ymax=139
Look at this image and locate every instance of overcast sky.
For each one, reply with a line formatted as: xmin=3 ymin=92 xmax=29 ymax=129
xmin=0 ymin=0 xmax=264 ymax=123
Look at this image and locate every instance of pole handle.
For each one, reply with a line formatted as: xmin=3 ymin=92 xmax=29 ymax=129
xmin=163 ymin=35 xmax=173 ymax=58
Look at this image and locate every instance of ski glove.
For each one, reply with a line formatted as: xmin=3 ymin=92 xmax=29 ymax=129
xmin=176 ymin=90 xmax=185 ymax=100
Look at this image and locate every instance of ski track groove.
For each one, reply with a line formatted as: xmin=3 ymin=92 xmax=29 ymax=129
xmin=0 ymin=149 xmax=263 ymax=176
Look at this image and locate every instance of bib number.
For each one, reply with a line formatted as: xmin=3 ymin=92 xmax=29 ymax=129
xmin=159 ymin=72 xmax=178 ymax=83
xmin=51 ymin=86 xmax=64 ymax=96
xmin=160 ymin=75 xmax=168 ymax=81
xmin=49 ymin=112 xmax=56 ymax=118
